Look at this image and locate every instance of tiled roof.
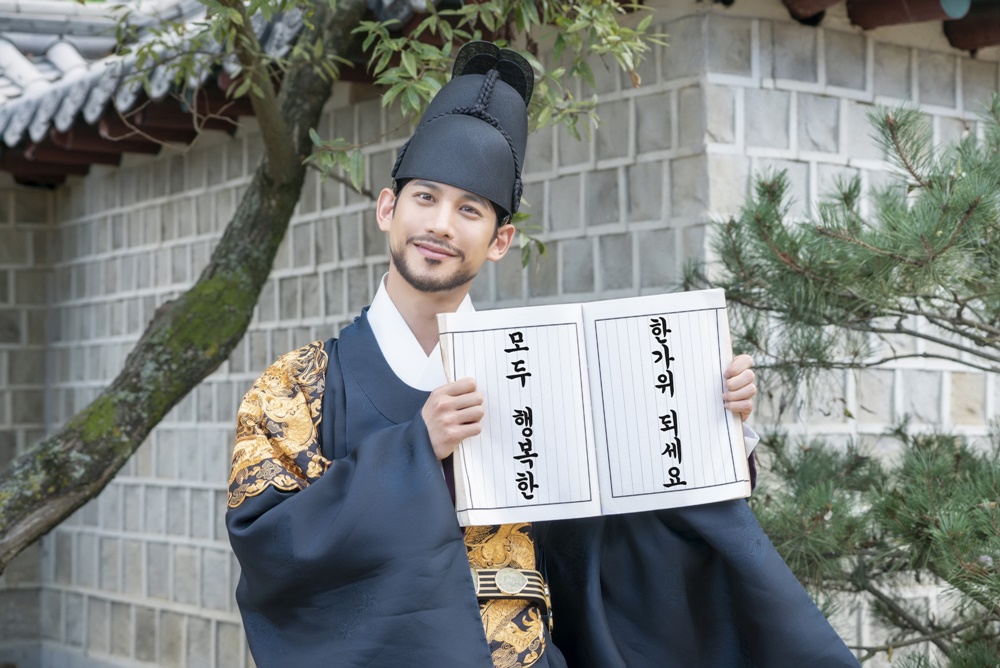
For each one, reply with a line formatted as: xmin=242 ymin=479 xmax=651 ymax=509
xmin=0 ymin=0 xmax=305 ymax=185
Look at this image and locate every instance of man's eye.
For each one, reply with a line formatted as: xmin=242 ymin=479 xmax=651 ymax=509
xmin=462 ymin=205 xmax=483 ymax=216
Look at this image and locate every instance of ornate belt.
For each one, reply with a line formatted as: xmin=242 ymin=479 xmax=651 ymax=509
xmin=471 ymin=567 xmax=553 ymax=630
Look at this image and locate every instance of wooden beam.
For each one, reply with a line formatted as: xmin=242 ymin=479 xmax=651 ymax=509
xmin=944 ymin=3 xmax=1000 ymax=50
xmin=15 ymin=175 xmax=65 ymax=188
xmin=49 ymin=127 xmax=161 ymax=155
xmin=0 ymin=157 xmax=89 ymax=177
xmin=24 ymin=143 xmax=121 ymax=167
xmin=99 ymin=114 xmax=198 ymax=144
xmin=781 ymin=0 xmax=842 ymax=20
xmin=133 ymin=104 xmax=238 ymax=133
xmin=847 ymin=0 xmax=971 ymax=29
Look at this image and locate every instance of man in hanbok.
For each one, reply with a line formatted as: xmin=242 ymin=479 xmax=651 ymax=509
xmin=226 ymin=41 xmax=859 ymax=667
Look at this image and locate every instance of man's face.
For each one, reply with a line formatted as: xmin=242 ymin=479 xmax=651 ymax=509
xmin=376 ymin=179 xmax=514 ymax=294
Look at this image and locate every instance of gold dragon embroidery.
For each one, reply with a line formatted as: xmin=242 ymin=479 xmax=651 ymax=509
xmin=466 ymin=524 xmax=547 ymax=668
xmin=227 ymin=341 xmax=329 ymax=508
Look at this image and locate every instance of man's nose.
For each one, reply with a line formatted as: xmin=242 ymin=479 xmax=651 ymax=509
xmin=426 ymin=205 xmax=453 ymax=237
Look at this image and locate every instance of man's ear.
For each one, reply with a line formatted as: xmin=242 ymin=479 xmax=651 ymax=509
xmin=376 ymin=188 xmax=397 ymax=232
xmin=488 ymin=223 xmax=516 ymax=262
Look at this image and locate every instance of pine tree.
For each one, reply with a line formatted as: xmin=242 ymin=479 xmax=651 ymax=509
xmin=690 ymin=96 xmax=1000 ymax=664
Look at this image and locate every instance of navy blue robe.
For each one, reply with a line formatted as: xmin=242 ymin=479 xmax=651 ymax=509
xmin=228 ymin=311 xmax=564 ymax=667
xmin=228 ymin=310 xmax=857 ymax=667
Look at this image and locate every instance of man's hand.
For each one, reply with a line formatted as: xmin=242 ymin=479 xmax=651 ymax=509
xmin=422 ymin=378 xmax=484 ymax=460
xmin=723 ymin=354 xmax=756 ymax=421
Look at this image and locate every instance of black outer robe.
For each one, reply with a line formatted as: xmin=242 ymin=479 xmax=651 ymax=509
xmin=229 ymin=310 xmax=858 ymax=667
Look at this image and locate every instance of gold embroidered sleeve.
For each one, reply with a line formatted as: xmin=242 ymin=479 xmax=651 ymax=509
xmin=228 ymin=341 xmax=330 ymax=508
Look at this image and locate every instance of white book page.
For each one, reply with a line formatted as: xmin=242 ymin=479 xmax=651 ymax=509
xmin=438 ymin=304 xmax=602 ymax=526
xmin=582 ymin=289 xmax=751 ymax=515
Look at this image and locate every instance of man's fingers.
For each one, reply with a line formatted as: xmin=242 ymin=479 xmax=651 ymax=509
xmin=724 ymin=354 xmax=754 ymax=378
xmin=724 ymin=383 xmax=756 ymax=402
xmin=725 ymin=368 xmax=755 ymax=391
xmin=442 ymin=377 xmax=478 ymax=395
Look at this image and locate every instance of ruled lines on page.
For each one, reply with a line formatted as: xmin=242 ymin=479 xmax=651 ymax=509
xmin=583 ymin=290 xmax=751 ymax=514
xmin=437 ymin=305 xmax=601 ymax=525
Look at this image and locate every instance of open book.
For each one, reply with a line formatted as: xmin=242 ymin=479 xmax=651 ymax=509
xmin=437 ymin=288 xmax=751 ymax=527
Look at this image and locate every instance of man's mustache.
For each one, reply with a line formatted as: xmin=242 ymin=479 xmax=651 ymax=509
xmin=408 ymin=235 xmax=465 ymax=260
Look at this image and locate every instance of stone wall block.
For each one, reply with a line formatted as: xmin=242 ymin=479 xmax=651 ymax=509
xmin=188 ymin=617 xmax=213 ymax=667
xmin=772 ymin=22 xmax=817 ymax=82
xmin=174 ymin=546 xmax=200 ymax=606
xmin=9 ymin=348 xmax=44 ymax=385
xmin=123 ymin=485 xmax=142 ymax=533
xmin=798 ymin=94 xmax=840 ymax=153
xmin=662 ymin=15 xmax=703 ymax=80
xmin=670 ymin=154 xmax=708 ymax=217
xmin=705 ymin=14 xmax=752 ymax=76
xmin=635 ymin=91 xmax=672 ymax=153
xmin=361 ymin=209 xmax=386 ymax=258
xmin=856 ymin=370 xmax=893 ymax=424
xmin=0 ymin=589 xmax=39 ymax=641
xmin=14 ymin=190 xmax=48 ymax=225
xmin=825 ymin=30 xmax=866 ymax=90
xmin=707 ymin=154 xmax=750 ymax=216
xmin=627 ymin=161 xmax=663 ymax=223
xmin=202 ymin=549 xmax=231 ymax=612
xmin=0 ymin=309 xmax=19 ymax=343
xmin=99 ymin=537 xmax=120 ymax=592
xmin=917 ymin=50 xmax=956 ymax=108
xmin=951 ymin=372 xmax=985 ymax=425
xmin=586 ymin=169 xmax=620 ymax=226
xmin=0 ymin=229 xmax=27 ymax=264
xmin=561 ymin=238 xmax=594 ymax=294
xmin=846 ymin=101 xmax=885 ymax=161
xmin=528 ymin=242 xmax=558 ymax=298
xmin=278 ymin=277 xmax=300 ymax=321
xmin=705 ymin=84 xmax=735 ymax=144
xmin=40 ymin=589 xmax=61 ymax=642
xmin=496 ymin=248 xmax=524 ymax=300
xmin=65 ymin=592 xmax=84 ymax=646
xmin=216 ymin=622 xmax=244 ymax=668
xmin=338 ymin=214 xmax=362 ymax=261
xmin=15 ymin=269 xmax=49 ymax=305
xmin=110 ymin=601 xmax=131 ymax=657
xmin=77 ymin=533 xmax=97 ymax=588
xmin=901 ymin=369 xmax=942 ymax=424
xmin=962 ymin=58 xmax=999 ymax=112
xmin=323 ymin=269 xmax=344 ymax=317
xmin=548 ymin=175 xmax=581 ymax=232
xmin=557 ymin=122 xmax=591 ymax=167
xmin=161 ymin=610 xmax=184 ymax=667
xmin=637 ymin=228 xmax=677 ymax=289
xmin=147 ymin=542 xmax=171 ymax=600
xmin=598 ymin=233 xmax=634 ymax=291
xmin=123 ymin=540 xmax=143 ymax=596
xmin=166 ymin=488 xmax=188 ymax=537
xmin=678 ymin=86 xmax=705 ymax=150
xmin=346 ymin=266 xmax=369 ymax=314
xmin=135 ymin=605 xmax=157 ymax=662
xmin=595 ymin=99 xmax=630 ymax=161
xmin=525 ymin=127 xmax=554 ymax=175
xmin=87 ymin=597 xmax=110 ymax=653
xmin=584 ymin=53 xmax=620 ymax=96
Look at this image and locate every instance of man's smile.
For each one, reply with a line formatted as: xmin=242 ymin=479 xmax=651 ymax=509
xmin=411 ymin=236 xmax=462 ymax=261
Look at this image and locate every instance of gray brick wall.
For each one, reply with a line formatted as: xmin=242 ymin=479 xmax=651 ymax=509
xmin=0 ymin=1 xmax=998 ymax=666
xmin=0 ymin=184 xmax=53 ymax=663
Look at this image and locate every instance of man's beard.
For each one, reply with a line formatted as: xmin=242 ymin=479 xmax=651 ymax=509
xmin=391 ymin=236 xmax=478 ymax=293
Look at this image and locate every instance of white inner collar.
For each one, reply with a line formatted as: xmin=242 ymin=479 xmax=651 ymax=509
xmin=366 ymin=274 xmax=475 ymax=391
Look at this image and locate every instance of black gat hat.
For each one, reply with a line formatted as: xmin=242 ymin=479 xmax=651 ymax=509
xmin=391 ymin=41 xmax=534 ymax=222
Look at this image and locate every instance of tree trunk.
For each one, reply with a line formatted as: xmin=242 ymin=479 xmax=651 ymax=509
xmin=0 ymin=0 xmax=368 ymax=574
